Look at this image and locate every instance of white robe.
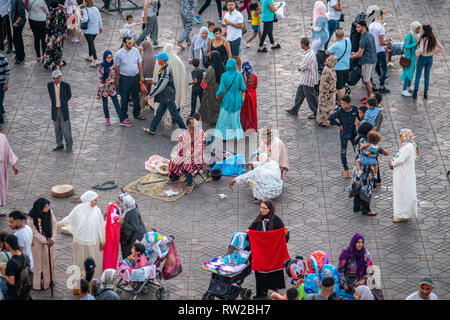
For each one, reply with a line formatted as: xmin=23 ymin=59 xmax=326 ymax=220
xmin=235 ymin=160 xmax=283 ymax=200
xmin=392 ymin=143 xmax=418 ymax=219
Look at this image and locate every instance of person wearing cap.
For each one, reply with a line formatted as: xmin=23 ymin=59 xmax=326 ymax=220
xmin=143 ymin=52 xmax=187 ymax=134
xmin=406 ymin=277 xmax=438 ymax=300
xmin=47 ymin=70 xmax=73 ymax=152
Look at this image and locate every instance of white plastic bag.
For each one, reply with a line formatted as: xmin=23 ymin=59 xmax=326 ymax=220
xmin=274 ymin=2 xmax=287 ymax=20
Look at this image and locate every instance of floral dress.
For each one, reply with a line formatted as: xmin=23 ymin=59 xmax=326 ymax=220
xmin=44 ymin=7 xmax=67 ymax=69
xmin=349 ymin=137 xmax=375 ymax=203
xmin=316 ymin=57 xmax=337 ymax=126
xmin=96 ymin=66 xmax=118 ymax=98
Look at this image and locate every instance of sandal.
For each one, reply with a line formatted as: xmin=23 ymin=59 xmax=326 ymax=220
xmin=176 ymin=41 xmax=185 ymax=49
xmin=257 ymin=47 xmax=268 ymax=53
xmin=363 ymin=211 xmax=377 ymax=216
xmin=271 ymin=44 xmax=281 ymax=49
xmin=143 ymin=128 xmax=155 ymax=135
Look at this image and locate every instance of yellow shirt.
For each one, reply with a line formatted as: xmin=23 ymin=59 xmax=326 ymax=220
xmin=54 ymin=83 xmax=61 ymax=108
xmin=252 ymin=11 xmax=261 ymax=26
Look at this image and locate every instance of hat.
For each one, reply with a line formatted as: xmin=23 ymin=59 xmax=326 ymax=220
xmin=156 ymin=163 xmax=169 ymax=175
xmin=154 ymin=52 xmax=169 ymax=61
xmin=419 ymin=277 xmax=434 ymax=286
xmin=52 ymin=70 xmax=63 ymax=78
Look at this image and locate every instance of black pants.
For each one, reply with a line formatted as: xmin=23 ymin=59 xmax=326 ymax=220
xmin=198 ymin=0 xmax=222 ymax=19
xmin=85 ymin=34 xmax=97 ymax=60
xmin=0 ymin=14 xmax=12 ymax=49
xmin=353 ymin=194 xmax=371 ymax=215
xmin=190 ymin=89 xmax=203 ymax=116
xmin=12 ymin=25 xmax=25 ymax=60
xmin=259 ymin=21 xmax=274 ymax=47
xmin=29 ymin=19 xmax=46 ymax=58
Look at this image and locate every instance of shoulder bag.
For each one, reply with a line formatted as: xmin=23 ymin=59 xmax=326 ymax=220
xmin=80 ymin=8 xmax=89 ymax=30
xmin=336 ymin=38 xmax=348 ymax=62
xmin=201 ymin=46 xmax=211 ymax=69
xmin=399 ymin=34 xmax=412 ymax=68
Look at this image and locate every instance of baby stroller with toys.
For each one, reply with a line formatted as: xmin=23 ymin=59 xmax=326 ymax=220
xmin=202 ymin=232 xmax=252 ymax=300
xmin=116 ymin=229 xmax=175 ymax=300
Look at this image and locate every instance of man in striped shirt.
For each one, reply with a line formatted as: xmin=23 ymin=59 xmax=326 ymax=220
xmin=0 ymin=53 xmax=10 ymax=124
xmin=286 ymin=37 xmax=319 ymax=119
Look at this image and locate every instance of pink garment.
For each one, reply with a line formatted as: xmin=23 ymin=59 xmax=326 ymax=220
xmin=133 ymin=253 xmax=148 ymax=269
xmin=118 ymin=254 xmax=148 ymax=282
xmin=415 ymin=38 xmax=443 ymax=56
xmin=313 ymin=1 xmax=328 ymax=28
xmin=168 ymin=128 xmax=205 ymax=176
xmin=0 ymin=133 xmax=18 ymax=207
xmin=103 ymin=203 xmax=121 ymax=270
xmin=144 ymin=155 xmax=169 ymax=173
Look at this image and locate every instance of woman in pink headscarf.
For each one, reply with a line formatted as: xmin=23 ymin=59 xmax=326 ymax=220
xmin=309 ymin=1 xmax=329 ymax=53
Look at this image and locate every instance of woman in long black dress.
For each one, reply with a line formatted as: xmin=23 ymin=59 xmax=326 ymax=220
xmin=43 ymin=0 xmax=67 ymax=70
xmin=247 ymin=199 xmax=289 ymax=299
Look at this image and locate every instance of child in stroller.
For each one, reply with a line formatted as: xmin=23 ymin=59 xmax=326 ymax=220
xmin=202 ymin=232 xmax=252 ymax=300
xmin=118 ymin=242 xmax=148 ymax=291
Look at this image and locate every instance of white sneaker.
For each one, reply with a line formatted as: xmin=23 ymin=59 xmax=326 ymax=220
xmin=407 ymin=85 xmax=414 ymax=91
xmin=401 ymin=90 xmax=412 ymax=97
xmin=246 ymin=43 xmax=251 ymax=48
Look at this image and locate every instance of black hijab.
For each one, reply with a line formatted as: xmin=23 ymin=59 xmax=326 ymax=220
xmin=210 ymin=50 xmax=225 ymax=84
xmin=28 ymin=198 xmax=52 ymax=239
xmin=355 ymin=122 xmax=373 ymax=145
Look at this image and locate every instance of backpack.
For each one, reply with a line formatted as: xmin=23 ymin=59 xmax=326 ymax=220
xmin=348 ymin=65 xmax=362 ymax=86
xmin=12 ymin=254 xmax=33 ymax=297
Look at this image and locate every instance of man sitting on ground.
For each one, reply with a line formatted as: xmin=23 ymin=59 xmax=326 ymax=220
xmin=168 ymin=117 xmax=205 ymax=193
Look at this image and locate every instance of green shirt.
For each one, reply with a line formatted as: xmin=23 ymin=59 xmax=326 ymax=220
xmin=261 ymin=0 xmax=275 ymax=22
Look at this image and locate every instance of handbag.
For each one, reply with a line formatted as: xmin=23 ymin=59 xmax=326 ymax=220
xmin=399 ymin=36 xmax=412 ymax=68
xmin=339 ymin=12 xmax=345 ymax=22
xmin=348 ymin=65 xmax=362 ymax=86
xmin=162 ymin=241 xmax=182 ymax=280
xmin=201 ymin=47 xmax=211 ymax=68
xmin=80 ymin=8 xmax=89 ymax=30
xmin=200 ymin=79 xmax=208 ymax=90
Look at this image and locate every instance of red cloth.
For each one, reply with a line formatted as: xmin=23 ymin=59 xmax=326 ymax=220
xmin=103 ymin=203 xmax=121 ymax=270
xmin=248 ymin=228 xmax=290 ymax=273
xmin=240 ymin=74 xmax=258 ymax=132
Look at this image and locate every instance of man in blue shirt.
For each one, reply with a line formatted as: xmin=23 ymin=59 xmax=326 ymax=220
xmin=328 ymin=95 xmax=358 ymax=178
xmin=326 ymin=28 xmax=351 ymax=102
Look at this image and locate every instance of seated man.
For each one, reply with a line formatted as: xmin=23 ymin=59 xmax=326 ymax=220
xmin=168 ymin=117 xmax=205 ymax=193
xmin=250 ymin=128 xmax=289 ymax=178
xmin=229 ymin=154 xmax=283 ymax=204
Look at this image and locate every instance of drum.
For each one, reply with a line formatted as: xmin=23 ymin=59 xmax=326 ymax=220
xmin=51 ymin=185 xmax=74 ymax=198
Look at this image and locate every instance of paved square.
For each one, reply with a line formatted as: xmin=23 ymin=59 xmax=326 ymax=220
xmin=0 ymin=0 xmax=449 ymax=300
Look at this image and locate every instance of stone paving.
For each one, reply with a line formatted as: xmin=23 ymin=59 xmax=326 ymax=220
xmin=0 ymin=0 xmax=449 ymax=300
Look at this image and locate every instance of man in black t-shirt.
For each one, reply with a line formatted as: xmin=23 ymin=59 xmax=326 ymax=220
xmin=0 ymin=234 xmax=31 ymax=300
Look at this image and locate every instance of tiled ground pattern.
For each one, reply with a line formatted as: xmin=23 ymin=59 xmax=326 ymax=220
xmin=0 ymin=0 xmax=449 ymax=300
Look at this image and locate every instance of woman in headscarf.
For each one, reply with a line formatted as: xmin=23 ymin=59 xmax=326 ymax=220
xmin=338 ymin=233 xmax=373 ymax=288
xmin=57 ymin=190 xmax=105 ymax=279
xmin=189 ymin=27 xmax=210 ymax=69
xmin=350 ymin=11 xmax=367 ymax=70
xmin=310 ymin=1 xmax=329 ymax=53
xmin=247 ymin=200 xmax=289 ymax=299
xmin=389 ymin=129 xmax=419 ymax=223
xmin=96 ymin=50 xmax=128 ymax=126
xmin=95 ymin=269 xmax=120 ymax=300
xmin=240 ymin=61 xmax=258 ymax=133
xmin=350 ymin=122 xmax=388 ymax=216
xmin=198 ymin=50 xmax=224 ymax=125
xmin=214 ymin=58 xmax=246 ymax=141
xmin=42 ymin=0 xmax=67 ymax=70
xmin=354 ymin=285 xmax=375 ymax=300
xmin=140 ymin=41 xmax=156 ymax=112
xmin=159 ymin=43 xmax=188 ymax=122
xmin=316 ymin=55 xmax=337 ymax=127
xmin=400 ymin=22 xmax=422 ymax=97
xmin=117 ymin=193 xmax=147 ymax=259
xmin=27 ymin=198 xmax=57 ymax=290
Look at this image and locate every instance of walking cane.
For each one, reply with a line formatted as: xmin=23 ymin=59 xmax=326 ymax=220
xmin=47 ymin=241 xmax=54 ymax=297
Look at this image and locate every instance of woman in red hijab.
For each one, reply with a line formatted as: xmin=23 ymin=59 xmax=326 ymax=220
xmin=240 ymin=61 xmax=258 ymax=132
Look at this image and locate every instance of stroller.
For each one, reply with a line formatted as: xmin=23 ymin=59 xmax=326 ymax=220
xmin=116 ymin=229 xmax=174 ymax=300
xmin=202 ymin=232 xmax=253 ymax=300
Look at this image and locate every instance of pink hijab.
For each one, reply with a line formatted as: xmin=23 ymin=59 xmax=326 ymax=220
xmin=313 ymin=1 xmax=329 ymax=27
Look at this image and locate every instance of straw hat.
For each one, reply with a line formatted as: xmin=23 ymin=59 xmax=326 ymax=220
xmin=156 ymin=163 xmax=169 ymax=175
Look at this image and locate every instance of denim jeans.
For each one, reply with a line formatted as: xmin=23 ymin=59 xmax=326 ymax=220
xmin=170 ymin=172 xmax=193 ymax=187
xmin=325 ymin=19 xmax=340 ymax=50
xmin=402 ymin=77 xmax=412 ymax=91
xmin=0 ymin=89 xmax=4 ymax=123
xmin=102 ymin=95 xmax=126 ymax=121
xmin=0 ymin=277 xmax=7 ymax=298
xmin=376 ymin=51 xmax=388 ymax=87
xmin=191 ymin=89 xmax=203 ymax=116
xmin=340 ymin=134 xmax=356 ymax=170
xmin=150 ymin=100 xmax=187 ymax=131
xmin=118 ymin=74 xmax=141 ymax=119
xmin=414 ymin=55 xmax=433 ymax=91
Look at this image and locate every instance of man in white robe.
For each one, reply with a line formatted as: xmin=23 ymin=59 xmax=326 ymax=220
xmin=229 ymin=157 xmax=283 ymax=202
xmin=57 ymin=190 xmax=105 ymax=279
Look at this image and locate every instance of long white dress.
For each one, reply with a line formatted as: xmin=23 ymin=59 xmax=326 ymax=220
xmin=392 ymin=143 xmax=418 ymax=219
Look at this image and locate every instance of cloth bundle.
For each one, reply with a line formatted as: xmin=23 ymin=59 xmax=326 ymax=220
xmin=144 ymin=155 xmax=170 ymax=173
xmin=203 ymin=250 xmax=250 ymax=277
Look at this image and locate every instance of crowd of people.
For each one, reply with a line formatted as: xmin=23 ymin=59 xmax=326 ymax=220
xmin=0 ymin=0 xmax=445 ymax=300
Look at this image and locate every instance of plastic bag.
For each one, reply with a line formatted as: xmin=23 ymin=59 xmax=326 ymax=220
xmin=162 ymin=241 xmax=182 ymax=280
xmin=274 ymin=2 xmax=287 ymax=20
